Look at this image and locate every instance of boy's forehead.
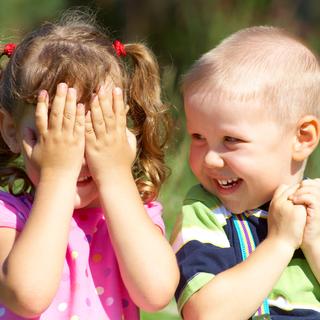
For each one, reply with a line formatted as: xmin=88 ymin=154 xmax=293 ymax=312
xmin=184 ymin=85 xmax=217 ymax=107
xmin=184 ymin=88 xmax=258 ymax=110
xmin=184 ymin=88 xmax=273 ymax=125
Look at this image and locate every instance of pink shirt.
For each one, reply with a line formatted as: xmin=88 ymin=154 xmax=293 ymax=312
xmin=0 ymin=191 xmax=165 ymax=319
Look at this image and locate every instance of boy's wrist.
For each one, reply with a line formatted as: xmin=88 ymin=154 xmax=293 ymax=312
xmin=265 ymin=235 xmax=296 ymax=258
xmin=301 ymin=237 xmax=320 ymax=255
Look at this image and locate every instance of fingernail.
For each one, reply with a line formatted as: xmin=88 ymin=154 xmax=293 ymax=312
xmin=39 ymin=90 xmax=47 ymax=98
xmin=99 ymin=84 xmax=106 ymax=93
xmin=68 ymin=87 xmax=76 ymax=98
xmin=91 ymin=93 xmax=98 ymax=101
xmin=58 ymin=83 xmax=67 ymax=93
xmin=114 ymin=87 xmax=122 ymax=95
xmin=77 ymin=103 xmax=85 ymax=110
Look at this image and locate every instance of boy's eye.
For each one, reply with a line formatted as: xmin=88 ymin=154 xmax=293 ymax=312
xmin=224 ymin=136 xmax=241 ymax=143
xmin=191 ymin=133 xmax=205 ymax=141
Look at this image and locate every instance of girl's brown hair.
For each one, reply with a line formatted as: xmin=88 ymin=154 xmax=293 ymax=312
xmin=0 ymin=10 xmax=170 ymax=202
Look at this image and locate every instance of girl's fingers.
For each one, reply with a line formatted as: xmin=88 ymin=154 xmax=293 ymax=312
xmin=62 ymin=88 xmax=77 ymax=132
xmin=88 ymin=84 xmax=126 ymax=140
xmin=126 ymin=128 xmax=137 ymax=156
xmin=73 ymin=103 xmax=85 ymax=138
xmin=113 ymin=87 xmax=126 ymax=128
xmin=49 ymin=83 xmax=68 ymax=130
xmin=90 ymin=94 xmax=106 ymax=138
xmin=35 ymin=90 xmax=49 ymax=134
xmin=98 ymin=84 xmax=115 ymax=125
xmin=85 ymin=111 xmax=96 ymax=143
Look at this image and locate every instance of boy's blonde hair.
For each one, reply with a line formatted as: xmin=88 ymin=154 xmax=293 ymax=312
xmin=182 ymin=26 xmax=320 ymax=125
xmin=0 ymin=10 xmax=170 ymax=202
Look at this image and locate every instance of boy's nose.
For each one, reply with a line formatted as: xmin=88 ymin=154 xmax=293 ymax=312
xmin=204 ymin=150 xmax=224 ymax=168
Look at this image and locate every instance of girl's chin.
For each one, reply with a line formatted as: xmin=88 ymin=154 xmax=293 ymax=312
xmin=73 ymin=197 xmax=100 ymax=209
xmin=73 ymin=177 xmax=100 ymax=209
xmin=73 ymin=192 xmax=100 ymax=209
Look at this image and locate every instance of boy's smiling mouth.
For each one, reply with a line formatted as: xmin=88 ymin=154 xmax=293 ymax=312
xmin=217 ymin=177 xmax=240 ymax=188
xmin=215 ymin=177 xmax=242 ymax=192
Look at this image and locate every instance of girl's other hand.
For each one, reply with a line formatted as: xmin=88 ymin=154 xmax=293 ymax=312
xmin=85 ymin=85 xmax=136 ymax=186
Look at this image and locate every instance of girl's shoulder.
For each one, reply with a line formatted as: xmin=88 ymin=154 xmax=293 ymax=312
xmin=0 ymin=190 xmax=32 ymax=231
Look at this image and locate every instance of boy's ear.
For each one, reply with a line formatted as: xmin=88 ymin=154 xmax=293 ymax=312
xmin=292 ymin=115 xmax=320 ymax=162
xmin=0 ymin=109 xmax=20 ymax=153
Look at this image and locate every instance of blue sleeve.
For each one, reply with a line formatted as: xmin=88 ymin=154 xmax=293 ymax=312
xmin=170 ymin=191 xmax=236 ymax=312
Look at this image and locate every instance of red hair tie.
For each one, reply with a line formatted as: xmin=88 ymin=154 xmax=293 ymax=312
xmin=2 ymin=43 xmax=16 ymax=57
xmin=113 ymin=40 xmax=126 ymax=57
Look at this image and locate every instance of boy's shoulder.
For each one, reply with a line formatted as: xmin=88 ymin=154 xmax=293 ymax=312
xmin=183 ymin=184 xmax=222 ymax=209
xmin=182 ymin=184 xmax=229 ymax=226
xmin=170 ymin=184 xmax=230 ymax=251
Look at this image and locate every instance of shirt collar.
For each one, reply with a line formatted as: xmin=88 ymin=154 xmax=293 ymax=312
xmin=258 ymin=201 xmax=270 ymax=212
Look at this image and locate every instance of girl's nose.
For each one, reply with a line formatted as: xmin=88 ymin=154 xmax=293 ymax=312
xmin=204 ymin=150 xmax=224 ymax=168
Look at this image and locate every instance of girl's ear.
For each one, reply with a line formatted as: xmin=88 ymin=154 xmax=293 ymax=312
xmin=0 ymin=109 xmax=20 ymax=153
xmin=292 ymin=115 xmax=320 ymax=162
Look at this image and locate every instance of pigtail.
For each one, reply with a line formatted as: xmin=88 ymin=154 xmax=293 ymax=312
xmin=0 ymin=137 xmax=32 ymax=194
xmin=0 ymin=43 xmax=4 ymax=80
xmin=124 ymin=43 xmax=171 ymax=202
xmin=0 ymin=42 xmax=32 ymax=195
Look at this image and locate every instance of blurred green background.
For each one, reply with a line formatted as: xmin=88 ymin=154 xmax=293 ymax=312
xmin=2 ymin=1 xmax=320 ymax=319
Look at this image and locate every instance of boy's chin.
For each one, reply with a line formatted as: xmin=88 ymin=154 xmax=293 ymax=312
xmin=223 ymin=199 xmax=267 ymax=214
xmin=221 ymin=200 xmax=252 ymax=214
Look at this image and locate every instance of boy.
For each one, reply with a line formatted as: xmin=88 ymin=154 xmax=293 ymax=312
xmin=171 ymin=26 xmax=320 ymax=319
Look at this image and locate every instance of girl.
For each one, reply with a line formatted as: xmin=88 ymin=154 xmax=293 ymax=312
xmin=0 ymin=11 xmax=179 ymax=320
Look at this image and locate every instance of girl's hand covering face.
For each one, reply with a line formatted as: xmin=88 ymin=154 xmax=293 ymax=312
xmin=27 ymin=83 xmax=85 ymax=179
xmin=85 ymin=85 xmax=136 ymax=185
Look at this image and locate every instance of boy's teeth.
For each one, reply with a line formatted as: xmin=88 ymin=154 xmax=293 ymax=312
xmin=217 ymin=178 xmax=239 ymax=186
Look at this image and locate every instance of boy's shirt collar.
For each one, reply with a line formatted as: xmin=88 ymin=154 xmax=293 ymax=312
xmin=184 ymin=184 xmax=271 ymax=214
xmin=185 ymin=181 xmax=308 ymax=215
xmin=258 ymin=201 xmax=270 ymax=213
